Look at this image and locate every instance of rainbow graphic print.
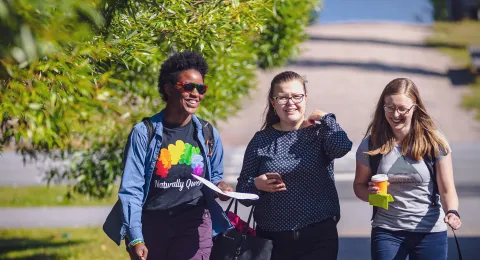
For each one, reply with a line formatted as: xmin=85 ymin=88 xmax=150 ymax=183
xmin=154 ymin=140 xmax=204 ymax=178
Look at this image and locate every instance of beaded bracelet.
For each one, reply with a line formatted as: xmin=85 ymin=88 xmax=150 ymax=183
xmin=128 ymin=238 xmax=144 ymax=249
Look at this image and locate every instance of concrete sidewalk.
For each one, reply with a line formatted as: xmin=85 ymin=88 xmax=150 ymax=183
xmin=2 ymin=198 xmax=480 ymax=236
xmin=216 ymin=23 xmax=480 ymax=146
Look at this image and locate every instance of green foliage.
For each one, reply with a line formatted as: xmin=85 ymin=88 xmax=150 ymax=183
xmin=254 ymin=0 xmax=320 ymax=68
xmin=0 ymin=185 xmax=118 ymax=207
xmin=426 ymin=21 xmax=480 ymax=120
xmin=1 ymin=0 xmax=320 ymax=198
xmin=0 ymin=0 xmax=111 ymax=157
xmin=463 ymin=80 xmax=480 ymax=120
xmin=0 ymin=227 xmax=126 ymax=259
xmin=429 ymin=0 xmax=449 ymax=21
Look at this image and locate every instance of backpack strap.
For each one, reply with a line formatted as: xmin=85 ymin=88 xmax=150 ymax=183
xmin=121 ymin=118 xmax=154 ymax=169
xmin=198 ymin=119 xmax=215 ymax=157
xmin=368 ymin=139 xmax=439 ymax=220
xmin=141 ymin=117 xmax=155 ymax=145
xmin=368 ymin=139 xmax=383 ymax=220
xmin=423 ymin=149 xmax=438 ymax=207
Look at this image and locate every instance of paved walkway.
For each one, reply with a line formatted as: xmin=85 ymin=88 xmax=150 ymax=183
xmin=217 ymin=22 xmax=480 ymax=146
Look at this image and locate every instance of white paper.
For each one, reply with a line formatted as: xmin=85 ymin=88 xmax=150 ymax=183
xmin=192 ymin=174 xmax=259 ymax=200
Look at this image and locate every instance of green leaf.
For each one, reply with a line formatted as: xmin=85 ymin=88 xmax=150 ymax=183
xmin=28 ymin=103 xmax=42 ymax=110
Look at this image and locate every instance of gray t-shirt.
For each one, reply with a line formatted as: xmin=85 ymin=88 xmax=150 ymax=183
xmin=356 ymin=136 xmax=448 ymax=233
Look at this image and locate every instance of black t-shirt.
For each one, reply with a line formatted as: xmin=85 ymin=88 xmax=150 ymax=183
xmin=143 ymin=119 xmax=205 ymax=211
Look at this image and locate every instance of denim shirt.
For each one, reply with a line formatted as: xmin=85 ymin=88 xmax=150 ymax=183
xmin=103 ymin=111 xmax=233 ymax=245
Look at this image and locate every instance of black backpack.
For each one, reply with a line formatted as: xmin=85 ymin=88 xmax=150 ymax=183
xmin=122 ymin=117 xmax=215 ymax=169
xmin=368 ymin=140 xmax=438 ymax=220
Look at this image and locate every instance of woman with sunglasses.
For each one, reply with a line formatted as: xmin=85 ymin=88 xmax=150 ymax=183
xmin=104 ymin=51 xmax=233 ymax=260
xmin=353 ymin=78 xmax=462 ymax=260
xmin=236 ymin=71 xmax=352 ymax=260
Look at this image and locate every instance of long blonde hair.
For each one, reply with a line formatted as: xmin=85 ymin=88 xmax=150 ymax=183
xmin=365 ymin=78 xmax=449 ymax=160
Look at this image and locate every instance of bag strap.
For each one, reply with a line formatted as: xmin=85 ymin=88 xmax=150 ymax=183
xmin=121 ymin=117 xmax=155 ymax=169
xmin=225 ymin=199 xmax=238 ymax=214
xmin=422 ymin=150 xmax=438 ymax=207
xmin=452 ymin=228 xmax=463 ymax=260
xmin=198 ymin=119 xmax=214 ymax=157
xmin=368 ymin=139 xmax=383 ymax=221
xmin=244 ymin=205 xmax=255 ymax=235
xmin=141 ymin=117 xmax=155 ymax=145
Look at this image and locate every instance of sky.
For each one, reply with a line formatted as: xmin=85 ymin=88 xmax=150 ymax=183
xmin=317 ymin=0 xmax=434 ymax=24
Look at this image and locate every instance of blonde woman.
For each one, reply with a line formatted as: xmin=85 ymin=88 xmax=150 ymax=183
xmin=353 ymin=78 xmax=461 ymax=260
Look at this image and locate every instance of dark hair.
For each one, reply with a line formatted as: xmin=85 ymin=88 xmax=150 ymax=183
xmin=157 ymin=51 xmax=209 ymax=102
xmin=261 ymin=71 xmax=307 ymax=130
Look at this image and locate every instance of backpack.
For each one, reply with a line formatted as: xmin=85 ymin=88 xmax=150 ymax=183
xmin=122 ymin=117 xmax=215 ymax=170
xmin=368 ymin=139 xmax=438 ymax=220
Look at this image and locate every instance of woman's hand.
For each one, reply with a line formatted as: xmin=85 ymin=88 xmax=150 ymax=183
xmin=254 ymin=174 xmax=286 ymax=192
xmin=444 ymin=212 xmax=462 ymax=230
xmin=368 ymin=182 xmax=380 ymax=194
xmin=131 ymin=243 xmax=148 ymax=260
xmin=216 ymin=181 xmax=233 ymax=201
xmin=367 ymin=181 xmax=390 ymax=194
xmin=305 ymin=110 xmax=328 ymax=126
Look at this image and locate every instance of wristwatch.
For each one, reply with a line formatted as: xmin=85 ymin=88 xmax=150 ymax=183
xmin=446 ymin=209 xmax=460 ymax=219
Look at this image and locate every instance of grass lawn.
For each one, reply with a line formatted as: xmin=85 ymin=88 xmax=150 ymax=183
xmin=426 ymin=20 xmax=480 ymax=120
xmin=0 ymin=186 xmax=118 ymax=207
xmin=0 ymin=227 xmax=126 ymax=259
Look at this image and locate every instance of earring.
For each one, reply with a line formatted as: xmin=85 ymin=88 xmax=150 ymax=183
xmin=274 ymin=109 xmax=277 ymax=115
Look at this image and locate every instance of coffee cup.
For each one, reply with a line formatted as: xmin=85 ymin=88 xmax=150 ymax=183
xmin=371 ymin=174 xmax=389 ymax=194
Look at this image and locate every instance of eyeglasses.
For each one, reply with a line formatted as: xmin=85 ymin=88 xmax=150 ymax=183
xmin=175 ymin=81 xmax=208 ymax=95
xmin=272 ymin=94 xmax=305 ymax=105
xmin=384 ymin=104 xmax=416 ymax=115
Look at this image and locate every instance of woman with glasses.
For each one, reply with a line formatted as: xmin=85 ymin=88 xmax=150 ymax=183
xmin=103 ymin=51 xmax=233 ymax=260
xmin=236 ymin=71 xmax=352 ymax=260
xmin=353 ymin=78 xmax=462 ymax=260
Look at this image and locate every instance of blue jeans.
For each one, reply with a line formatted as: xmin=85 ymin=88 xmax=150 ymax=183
xmin=371 ymin=227 xmax=447 ymax=260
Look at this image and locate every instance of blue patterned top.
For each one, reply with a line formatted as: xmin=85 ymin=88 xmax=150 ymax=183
xmin=236 ymin=113 xmax=352 ymax=232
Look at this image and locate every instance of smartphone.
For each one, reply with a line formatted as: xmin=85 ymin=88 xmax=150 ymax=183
xmin=265 ymin=173 xmax=284 ymax=185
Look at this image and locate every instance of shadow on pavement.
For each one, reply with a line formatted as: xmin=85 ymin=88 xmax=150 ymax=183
xmin=308 ymin=36 xmax=465 ymax=50
xmin=447 ymin=68 xmax=476 ymax=87
xmin=290 ymin=60 xmax=445 ymax=78
xmin=456 ymin=183 xmax=480 ymax=197
xmin=0 ymin=237 xmax=82 ymax=259
xmin=339 ymin=236 xmax=479 ymax=260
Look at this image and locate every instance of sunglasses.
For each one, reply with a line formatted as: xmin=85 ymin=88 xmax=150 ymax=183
xmin=175 ymin=81 xmax=208 ymax=95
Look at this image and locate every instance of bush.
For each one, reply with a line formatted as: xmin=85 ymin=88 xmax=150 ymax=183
xmin=254 ymin=0 xmax=319 ymax=68
xmin=429 ymin=0 xmax=449 ymax=21
xmin=1 ymin=0 xmax=320 ymax=198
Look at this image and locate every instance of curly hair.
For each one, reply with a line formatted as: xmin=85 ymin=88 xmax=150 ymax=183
xmin=157 ymin=51 xmax=209 ymax=102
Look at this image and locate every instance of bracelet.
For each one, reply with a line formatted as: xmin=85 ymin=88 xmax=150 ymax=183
xmin=446 ymin=210 xmax=460 ymax=219
xmin=128 ymin=238 xmax=144 ymax=249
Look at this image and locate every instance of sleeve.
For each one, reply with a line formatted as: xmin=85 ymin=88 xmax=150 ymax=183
xmin=435 ymin=131 xmax=451 ymax=161
xmin=209 ymin=126 xmax=225 ymax=185
xmin=317 ymin=113 xmax=353 ymax=160
xmin=356 ymin=137 xmax=370 ymax=167
xmin=118 ymin=124 xmax=148 ymax=243
xmin=236 ymin=133 xmax=261 ymax=207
